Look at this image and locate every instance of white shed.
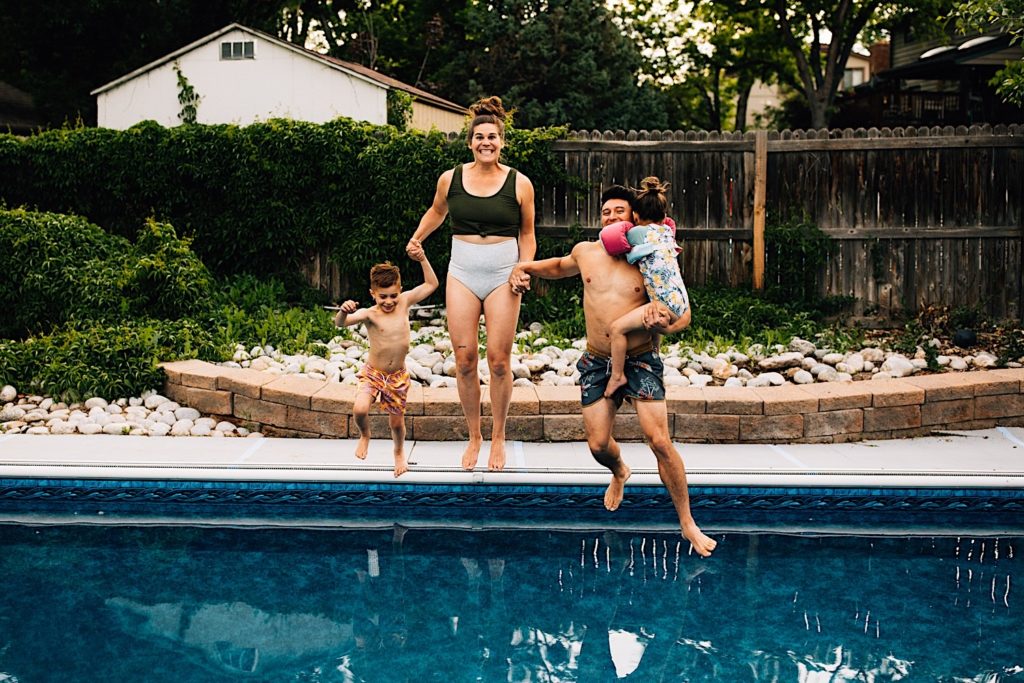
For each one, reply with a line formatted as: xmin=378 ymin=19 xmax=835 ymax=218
xmin=91 ymin=23 xmax=467 ymax=132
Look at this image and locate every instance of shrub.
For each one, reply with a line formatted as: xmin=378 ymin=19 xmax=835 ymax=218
xmin=764 ymin=212 xmax=833 ymax=306
xmin=0 ymin=319 xmax=219 ymax=401
xmin=0 ymin=208 xmax=125 ymax=337
xmin=210 ymin=304 xmax=338 ymax=356
xmin=0 ymin=208 xmax=214 ymax=339
xmin=125 ymin=218 xmax=213 ymax=319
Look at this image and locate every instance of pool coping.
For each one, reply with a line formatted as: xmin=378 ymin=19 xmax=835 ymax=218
xmin=1 ymin=428 xmax=1022 ymax=518
xmin=162 ymin=360 xmax=1024 ymax=443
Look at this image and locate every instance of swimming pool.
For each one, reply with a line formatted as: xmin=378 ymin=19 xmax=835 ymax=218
xmin=0 ymin=518 xmax=1019 ymax=681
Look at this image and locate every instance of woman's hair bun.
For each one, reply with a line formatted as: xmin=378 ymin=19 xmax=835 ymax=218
xmin=470 ymin=96 xmax=507 ymax=121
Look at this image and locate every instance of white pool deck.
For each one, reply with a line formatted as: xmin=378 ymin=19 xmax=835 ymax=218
xmin=1 ymin=427 xmax=1023 ymax=490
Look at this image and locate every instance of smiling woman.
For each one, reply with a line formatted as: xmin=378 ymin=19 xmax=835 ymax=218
xmin=407 ymin=96 xmax=537 ymax=473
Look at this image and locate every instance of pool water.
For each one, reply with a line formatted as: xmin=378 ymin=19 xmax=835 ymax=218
xmin=0 ymin=524 xmax=1019 ymax=681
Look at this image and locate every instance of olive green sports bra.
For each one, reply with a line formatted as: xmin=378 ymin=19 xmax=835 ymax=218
xmin=447 ymin=165 xmax=521 ymax=238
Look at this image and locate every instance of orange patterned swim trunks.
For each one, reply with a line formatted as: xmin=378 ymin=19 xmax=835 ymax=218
xmin=357 ymin=364 xmax=411 ymax=416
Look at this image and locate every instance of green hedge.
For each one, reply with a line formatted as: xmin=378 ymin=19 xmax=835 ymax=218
xmin=0 ymin=208 xmax=212 ymax=339
xmin=0 ymin=119 xmax=569 ymax=287
xmin=0 ymin=319 xmax=220 ymax=402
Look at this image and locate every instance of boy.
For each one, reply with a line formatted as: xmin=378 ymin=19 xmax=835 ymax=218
xmin=334 ymin=244 xmax=438 ymax=476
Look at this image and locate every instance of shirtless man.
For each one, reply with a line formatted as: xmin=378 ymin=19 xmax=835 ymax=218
xmin=510 ymin=186 xmax=716 ymax=557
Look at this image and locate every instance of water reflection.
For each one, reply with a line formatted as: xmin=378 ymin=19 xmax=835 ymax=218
xmin=0 ymin=525 xmax=1019 ymax=681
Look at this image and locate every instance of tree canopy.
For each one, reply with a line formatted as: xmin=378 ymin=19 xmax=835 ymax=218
xmin=0 ymin=0 xmax=967 ymax=132
xmin=952 ymin=0 xmax=1024 ymax=106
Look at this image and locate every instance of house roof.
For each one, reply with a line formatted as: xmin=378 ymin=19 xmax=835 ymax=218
xmin=875 ymin=33 xmax=1021 ymax=81
xmin=89 ymin=23 xmax=467 ymax=116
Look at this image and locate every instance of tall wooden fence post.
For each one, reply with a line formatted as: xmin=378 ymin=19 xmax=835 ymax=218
xmin=752 ymin=130 xmax=768 ymax=290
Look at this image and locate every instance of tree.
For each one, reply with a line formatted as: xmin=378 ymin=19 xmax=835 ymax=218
xmin=610 ymin=0 xmax=797 ymax=131
xmin=273 ymin=0 xmax=465 ymax=93
xmin=451 ymin=0 xmax=671 ymax=129
xmin=952 ymin=0 xmax=1024 ymax=106
xmin=718 ymin=0 xmax=948 ymax=128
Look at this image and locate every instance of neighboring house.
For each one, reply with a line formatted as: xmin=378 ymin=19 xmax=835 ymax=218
xmin=745 ymin=46 xmax=878 ymax=129
xmin=0 ymin=80 xmax=45 ymax=135
xmin=834 ymin=28 xmax=1024 ymax=127
xmin=90 ymin=23 xmax=467 ymax=132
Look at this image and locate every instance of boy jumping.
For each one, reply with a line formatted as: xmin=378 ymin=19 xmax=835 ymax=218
xmin=334 ymin=244 xmax=438 ymax=476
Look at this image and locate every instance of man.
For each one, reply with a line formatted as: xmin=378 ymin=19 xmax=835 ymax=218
xmin=511 ymin=186 xmax=716 ymax=557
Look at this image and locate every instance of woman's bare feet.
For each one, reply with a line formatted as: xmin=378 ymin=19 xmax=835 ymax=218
xmin=393 ymin=451 xmax=409 ymax=477
xmin=355 ymin=436 xmax=370 ymax=460
xmin=603 ymin=373 xmax=628 ymax=398
xmin=461 ymin=438 xmax=482 ymax=470
xmin=488 ymin=439 xmax=506 ymax=471
xmin=683 ymin=522 xmax=717 ymax=557
xmin=604 ymin=464 xmax=632 ymax=511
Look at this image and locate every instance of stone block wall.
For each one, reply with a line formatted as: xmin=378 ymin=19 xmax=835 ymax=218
xmin=162 ymin=360 xmax=1024 ymax=442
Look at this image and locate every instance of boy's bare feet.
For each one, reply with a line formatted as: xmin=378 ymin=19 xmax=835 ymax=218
xmin=683 ymin=522 xmax=717 ymax=557
xmin=604 ymin=464 xmax=632 ymax=511
xmin=393 ymin=451 xmax=408 ymax=477
xmin=488 ymin=439 xmax=506 ymax=471
xmin=603 ymin=373 xmax=628 ymax=398
xmin=461 ymin=438 xmax=482 ymax=470
xmin=355 ymin=436 xmax=370 ymax=460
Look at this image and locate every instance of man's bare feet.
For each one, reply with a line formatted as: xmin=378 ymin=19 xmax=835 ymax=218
xmin=488 ymin=440 xmax=506 ymax=471
xmin=683 ymin=522 xmax=717 ymax=557
xmin=393 ymin=452 xmax=408 ymax=477
xmin=603 ymin=373 xmax=628 ymax=398
xmin=461 ymin=438 xmax=482 ymax=470
xmin=355 ymin=436 xmax=369 ymax=460
xmin=604 ymin=464 xmax=632 ymax=511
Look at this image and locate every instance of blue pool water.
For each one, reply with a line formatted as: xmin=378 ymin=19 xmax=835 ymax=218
xmin=0 ymin=522 xmax=1019 ymax=681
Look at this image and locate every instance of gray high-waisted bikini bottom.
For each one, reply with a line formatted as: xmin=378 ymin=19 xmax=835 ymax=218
xmin=448 ymin=238 xmax=520 ymax=301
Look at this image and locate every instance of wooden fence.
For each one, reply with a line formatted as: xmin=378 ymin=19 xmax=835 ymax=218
xmin=538 ymin=124 xmax=1024 ymax=320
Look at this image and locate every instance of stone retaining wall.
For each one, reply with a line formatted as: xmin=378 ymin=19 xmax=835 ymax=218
xmin=163 ymin=360 xmax=1024 ymax=443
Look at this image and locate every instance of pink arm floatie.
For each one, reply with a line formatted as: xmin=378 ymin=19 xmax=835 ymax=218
xmin=599 ymin=220 xmax=634 ymax=255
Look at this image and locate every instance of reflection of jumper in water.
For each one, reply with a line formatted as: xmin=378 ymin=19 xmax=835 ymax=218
xmin=571 ymin=533 xmax=710 ymax=680
xmin=347 ymin=525 xmax=411 ymax=681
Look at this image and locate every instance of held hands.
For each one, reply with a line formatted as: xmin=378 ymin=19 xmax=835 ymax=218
xmin=509 ymin=264 xmax=531 ymax=294
xmin=340 ymin=300 xmax=359 ymax=314
xmin=406 ymin=238 xmax=424 ymax=261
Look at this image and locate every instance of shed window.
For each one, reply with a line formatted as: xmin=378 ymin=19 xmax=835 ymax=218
xmin=221 ymin=41 xmax=255 ymax=60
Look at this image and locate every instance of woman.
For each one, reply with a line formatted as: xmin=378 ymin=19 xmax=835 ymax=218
xmin=407 ymin=96 xmax=535 ymax=472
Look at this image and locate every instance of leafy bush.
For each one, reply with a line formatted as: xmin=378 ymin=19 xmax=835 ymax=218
xmin=210 ymin=304 xmax=338 ymax=356
xmin=127 ymin=218 xmax=213 ymax=319
xmin=764 ymin=212 xmax=833 ymax=306
xmin=0 ymin=319 xmax=219 ymax=401
xmin=679 ymin=284 xmax=820 ymax=349
xmin=0 ymin=208 xmax=213 ymax=339
xmin=0 ymin=208 xmax=124 ymax=337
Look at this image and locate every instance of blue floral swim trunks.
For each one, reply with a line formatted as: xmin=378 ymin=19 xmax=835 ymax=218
xmin=576 ymin=348 xmax=666 ymax=407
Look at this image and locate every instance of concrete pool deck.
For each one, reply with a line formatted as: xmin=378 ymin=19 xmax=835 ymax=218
xmin=1 ymin=427 xmax=1022 ymax=489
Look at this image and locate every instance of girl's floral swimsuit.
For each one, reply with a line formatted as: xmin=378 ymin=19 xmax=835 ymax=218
xmin=626 ymin=222 xmax=690 ymax=318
